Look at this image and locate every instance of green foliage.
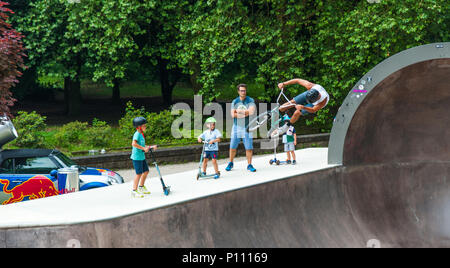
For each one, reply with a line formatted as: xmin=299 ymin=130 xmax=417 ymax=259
xmin=309 ymin=0 xmax=449 ymax=130
xmin=85 ymin=118 xmax=112 ymax=148
xmin=118 ymin=101 xmax=149 ymax=138
xmin=118 ymin=101 xmax=178 ymax=141
xmin=69 ymin=0 xmax=144 ymax=86
xmin=54 ymin=121 xmax=88 ymax=148
xmin=11 ymin=111 xmax=47 ymax=148
xmin=8 ymin=106 xmax=198 ymax=154
xmin=146 ymin=110 xmax=177 ymax=141
xmin=13 ymin=0 xmax=450 ymax=132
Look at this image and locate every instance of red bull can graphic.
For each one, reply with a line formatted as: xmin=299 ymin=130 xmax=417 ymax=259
xmin=0 ymin=175 xmax=59 ymax=205
xmin=0 ymin=168 xmax=80 ymax=205
xmin=57 ymin=167 xmax=80 ymax=194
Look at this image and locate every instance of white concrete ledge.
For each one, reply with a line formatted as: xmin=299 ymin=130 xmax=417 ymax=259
xmin=0 ymin=148 xmax=338 ymax=229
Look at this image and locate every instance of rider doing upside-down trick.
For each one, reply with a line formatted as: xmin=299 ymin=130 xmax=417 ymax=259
xmin=271 ymin=78 xmax=330 ymax=137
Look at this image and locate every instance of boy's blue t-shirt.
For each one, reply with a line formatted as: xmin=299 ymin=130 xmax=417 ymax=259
xmin=198 ymin=129 xmax=222 ymax=151
xmin=131 ymin=131 xmax=146 ymax=160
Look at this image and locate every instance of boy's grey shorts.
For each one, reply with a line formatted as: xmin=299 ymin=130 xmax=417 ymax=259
xmin=284 ymin=142 xmax=295 ymax=152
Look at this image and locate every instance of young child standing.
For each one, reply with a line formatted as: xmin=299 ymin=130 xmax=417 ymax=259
xmin=197 ymin=117 xmax=222 ymax=178
xmin=130 ymin=116 xmax=157 ymax=198
xmin=282 ymin=122 xmax=297 ymax=165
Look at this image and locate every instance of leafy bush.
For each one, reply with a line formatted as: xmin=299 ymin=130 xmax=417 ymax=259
xmin=11 ymin=111 xmax=47 ymax=148
xmin=10 ymin=104 xmax=200 ymax=154
xmin=146 ymin=109 xmax=177 ymax=141
xmin=54 ymin=121 xmax=88 ymax=148
xmin=118 ymin=101 xmax=149 ymax=138
xmin=85 ymin=118 xmax=112 ymax=148
xmin=118 ymin=101 xmax=178 ymax=142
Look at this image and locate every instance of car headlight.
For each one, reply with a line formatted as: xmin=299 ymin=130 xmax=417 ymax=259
xmin=107 ymin=172 xmax=124 ymax=185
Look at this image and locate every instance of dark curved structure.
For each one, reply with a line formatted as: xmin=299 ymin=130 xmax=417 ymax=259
xmin=329 ymin=43 xmax=450 ymax=165
xmin=1 ymin=43 xmax=449 ymax=247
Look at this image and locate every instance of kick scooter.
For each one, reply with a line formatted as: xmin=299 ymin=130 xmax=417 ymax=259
xmin=148 ymin=148 xmax=171 ymax=195
xmin=196 ymin=141 xmax=220 ymax=180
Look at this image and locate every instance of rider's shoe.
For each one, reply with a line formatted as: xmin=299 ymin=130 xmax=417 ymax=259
xmin=270 ymin=123 xmax=290 ymax=138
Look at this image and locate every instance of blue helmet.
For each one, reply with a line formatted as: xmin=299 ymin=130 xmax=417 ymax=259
xmin=132 ymin=117 xmax=147 ymax=128
xmin=306 ymin=89 xmax=320 ymax=104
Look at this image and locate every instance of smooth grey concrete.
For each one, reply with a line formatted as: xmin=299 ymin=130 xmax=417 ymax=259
xmin=2 ymin=161 xmax=450 ymax=248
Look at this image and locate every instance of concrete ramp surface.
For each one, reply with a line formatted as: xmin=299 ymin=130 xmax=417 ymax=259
xmin=0 ymin=43 xmax=449 ymax=247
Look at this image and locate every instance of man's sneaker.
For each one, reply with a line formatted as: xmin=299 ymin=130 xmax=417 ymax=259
xmin=131 ymin=190 xmax=144 ymax=198
xmin=225 ymin=162 xmax=234 ymax=171
xmin=247 ymin=164 xmax=256 ymax=172
xmin=292 ymin=160 xmax=297 ymax=165
xmin=138 ymin=185 xmax=151 ymax=195
xmin=270 ymin=123 xmax=290 ymax=138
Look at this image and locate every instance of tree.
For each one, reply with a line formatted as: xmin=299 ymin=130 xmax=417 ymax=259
xmin=177 ymin=0 xmax=248 ymax=102
xmin=0 ymin=1 xmax=25 ymax=115
xmin=310 ymin=0 xmax=449 ymax=130
xmin=177 ymin=1 xmax=320 ymax=103
xmin=136 ymin=0 xmax=186 ymax=106
xmin=179 ymin=0 xmax=449 ymax=132
xmin=71 ymin=0 xmax=144 ymax=104
xmin=16 ymin=0 xmax=85 ymax=116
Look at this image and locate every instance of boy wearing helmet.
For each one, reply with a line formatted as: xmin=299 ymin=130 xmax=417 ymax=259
xmin=198 ymin=117 xmax=222 ymax=178
xmin=282 ymin=115 xmax=297 ymax=164
xmin=130 ymin=117 xmax=157 ymax=198
xmin=272 ymin=78 xmax=329 ymax=137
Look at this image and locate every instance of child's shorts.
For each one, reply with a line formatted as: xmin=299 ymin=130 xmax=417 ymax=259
xmin=132 ymin=160 xmax=149 ymax=174
xmin=204 ymin=151 xmax=218 ymax=160
xmin=284 ymin=142 xmax=295 ymax=152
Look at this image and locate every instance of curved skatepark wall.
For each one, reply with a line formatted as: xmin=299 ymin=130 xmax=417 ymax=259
xmin=1 ymin=43 xmax=449 ymax=247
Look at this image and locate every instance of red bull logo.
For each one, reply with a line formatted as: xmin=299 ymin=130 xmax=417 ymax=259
xmin=0 ymin=176 xmax=59 ymax=205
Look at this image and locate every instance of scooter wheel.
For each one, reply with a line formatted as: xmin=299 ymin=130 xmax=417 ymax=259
xmin=196 ymin=174 xmax=200 ymax=180
xmin=276 ymin=160 xmax=281 ymax=165
xmin=269 ymin=159 xmax=274 ymax=165
xmin=164 ymin=187 xmax=170 ymax=196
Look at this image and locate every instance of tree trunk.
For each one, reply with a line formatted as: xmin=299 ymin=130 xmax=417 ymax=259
xmin=158 ymin=57 xmax=181 ymax=106
xmin=112 ymin=78 xmax=121 ymax=104
xmin=188 ymin=61 xmax=202 ymax=94
xmin=64 ymin=77 xmax=81 ymax=116
xmin=64 ymin=55 xmax=82 ymax=116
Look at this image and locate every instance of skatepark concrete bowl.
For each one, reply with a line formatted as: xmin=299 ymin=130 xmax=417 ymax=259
xmin=0 ymin=43 xmax=449 ymax=247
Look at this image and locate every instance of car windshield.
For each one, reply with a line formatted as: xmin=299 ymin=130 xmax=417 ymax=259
xmin=53 ymin=152 xmax=87 ymax=173
xmin=54 ymin=152 xmax=77 ymax=166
